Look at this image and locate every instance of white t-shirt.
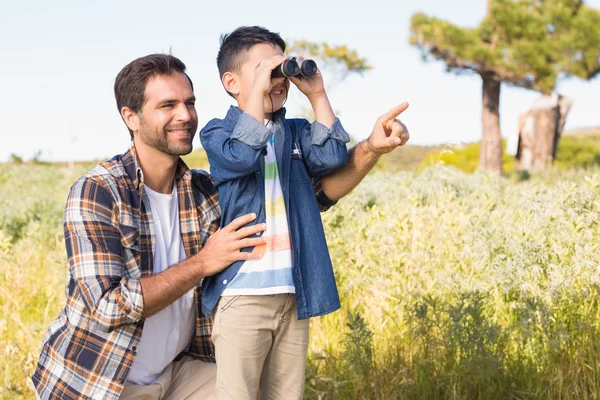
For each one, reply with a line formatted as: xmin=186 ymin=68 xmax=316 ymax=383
xmin=127 ymin=182 xmax=196 ymax=385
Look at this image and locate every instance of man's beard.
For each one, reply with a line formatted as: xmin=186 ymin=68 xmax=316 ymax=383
xmin=139 ymin=119 xmax=196 ymax=156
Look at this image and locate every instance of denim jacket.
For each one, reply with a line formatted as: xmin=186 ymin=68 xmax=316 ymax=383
xmin=199 ymin=106 xmax=350 ymax=319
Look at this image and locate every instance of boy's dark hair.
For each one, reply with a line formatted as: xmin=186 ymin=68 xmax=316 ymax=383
xmin=114 ymin=53 xmax=193 ymax=139
xmin=217 ymin=26 xmax=286 ymax=97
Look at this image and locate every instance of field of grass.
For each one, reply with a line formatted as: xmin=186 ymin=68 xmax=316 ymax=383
xmin=1 ymin=135 xmax=600 ymax=399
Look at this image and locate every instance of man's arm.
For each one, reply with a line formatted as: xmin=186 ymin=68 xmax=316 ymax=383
xmin=66 ymin=177 xmax=266 ymax=330
xmin=320 ymin=102 xmax=410 ymax=201
xmin=139 ymin=213 xmax=265 ymax=317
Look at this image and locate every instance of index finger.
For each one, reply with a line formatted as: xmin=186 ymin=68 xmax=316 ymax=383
xmin=381 ymin=102 xmax=409 ymax=122
xmin=223 ymin=213 xmax=257 ymax=232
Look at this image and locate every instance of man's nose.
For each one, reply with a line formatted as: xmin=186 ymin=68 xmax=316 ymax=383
xmin=175 ymin=102 xmax=193 ymax=122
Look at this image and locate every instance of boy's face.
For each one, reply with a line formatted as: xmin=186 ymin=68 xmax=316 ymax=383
xmin=235 ymin=43 xmax=289 ymax=118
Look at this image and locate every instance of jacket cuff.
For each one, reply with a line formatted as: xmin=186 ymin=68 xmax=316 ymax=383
xmin=311 ymin=118 xmax=351 ymax=146
xmin=231 ymin=113 xmax=273 ymax=149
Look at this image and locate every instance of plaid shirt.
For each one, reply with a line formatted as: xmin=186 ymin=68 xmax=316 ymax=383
xmin=32 ymin=145 xmax=220 ymax=400
xmin=32 ymin=144 xmax=335 ymax=400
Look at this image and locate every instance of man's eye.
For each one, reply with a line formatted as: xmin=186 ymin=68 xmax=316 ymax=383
xmin=162 ymin=104 xmax=174 ymax=108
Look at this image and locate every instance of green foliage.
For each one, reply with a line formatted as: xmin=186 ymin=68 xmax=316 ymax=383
xmin=287 ymin=40 xmax=372 ymax=78
xmin=410 ymin=0 xmax=600 ymax=92
xmin=31 ymin=151 xmax=50 ymax=166
xmin=306 ymin=167 xmax=600 ymax=399
xmin=422 ymin=140 xmax=516 ymax=173
xmin=342 ymin=312 xmax=374 ymax=381
xmin=9 ymin=154 xmax=23 ymax=165
xmin=4 ymin=158 xmax=600 ymax=399
xmin=422 ymin=135 xmax=600 ymax=174
xmin=554 ymin=134 xmax=600 ymax=169
xmin=181 ymin=148 xmax=210 ymax=170
xmin=0 ymin=164 xmax=87 ymax=400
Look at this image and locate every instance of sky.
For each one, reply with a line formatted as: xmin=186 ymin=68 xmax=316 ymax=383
xmin=1 ymin=0 xmax=599 ymax=162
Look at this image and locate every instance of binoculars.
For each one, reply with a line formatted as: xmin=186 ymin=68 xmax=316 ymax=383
xmin=271 ymin=57 xmax=317 ymax=78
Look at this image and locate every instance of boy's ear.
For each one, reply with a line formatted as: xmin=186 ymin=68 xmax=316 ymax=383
xmin=221 ymin=72 xmax=239 ymax=97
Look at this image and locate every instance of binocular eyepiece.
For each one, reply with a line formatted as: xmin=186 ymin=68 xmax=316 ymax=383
xmin=271 ymin=57 xmax=317 ymax=78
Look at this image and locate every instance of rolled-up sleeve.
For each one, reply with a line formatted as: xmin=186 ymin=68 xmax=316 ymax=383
xmin=230 ymin=113 xmax=273 ymax=149
xmin=200 ymin=115 xmax=273 ymax=183
xmin=64 ymin=176 xmax=144 ymax=332
xmin=310 ymin=118 xmax=351 ymax=146
xmin=296 ymin=118 xmax=350 ymax=177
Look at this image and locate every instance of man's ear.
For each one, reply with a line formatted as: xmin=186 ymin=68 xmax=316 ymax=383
xmin=221 ymin=72 xmax=239 ymax=97
xmin=121 ymin=107 xmax=140 ymax=134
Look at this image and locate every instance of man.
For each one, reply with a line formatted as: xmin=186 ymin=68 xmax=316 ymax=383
xmin=31 ymin=53 xmax=409 ymax=400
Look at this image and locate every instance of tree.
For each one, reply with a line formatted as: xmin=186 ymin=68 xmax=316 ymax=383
xmin=410 ymin=0 xmax=600 ymax=173
xmin=287 ymin=41 xmax=372 ymax=121
xmin=288 ymin=40 xmax=372 ymax=87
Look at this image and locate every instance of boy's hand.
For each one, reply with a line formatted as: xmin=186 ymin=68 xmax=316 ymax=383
xmin=289 ymin=57 xmax=326 ymax=100
xmin=366 ymin=102 xmax=410 ymax=154
xmin=251 ymin=55 xmax=288 ymax=96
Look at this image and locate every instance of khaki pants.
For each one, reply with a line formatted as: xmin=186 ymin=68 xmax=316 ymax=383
xmin=212 ymin=293 xmax=310 ymax=400
xmin=119 ymin=356 xmax=216 ymax=400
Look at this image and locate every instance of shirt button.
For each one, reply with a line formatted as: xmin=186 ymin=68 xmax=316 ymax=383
xmin=223 ymin=279 xmax=228 ymax=285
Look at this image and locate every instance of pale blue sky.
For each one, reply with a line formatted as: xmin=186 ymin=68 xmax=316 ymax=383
xmin=1 ymin=0 xmax=599 ymax=162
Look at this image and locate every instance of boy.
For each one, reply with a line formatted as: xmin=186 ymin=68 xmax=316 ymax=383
xmin=200 ymin=26 xmax=350 ymax=399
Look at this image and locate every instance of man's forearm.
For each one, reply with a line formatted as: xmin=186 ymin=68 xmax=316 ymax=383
xmin=320 ymin=140 xmax=381 ymax=201
xmin=139 ymin=256 xmax=205 ymax=318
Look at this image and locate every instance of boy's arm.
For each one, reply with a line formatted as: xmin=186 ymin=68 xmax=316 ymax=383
xmin=200 ymin=116 xmax=272 ymax=182
xmin=201 ymin=54 xmax=288 ymax=183
xmin=294 ymin=117 xmax=350 ymax=178
xmin=319 ymin=103 xmax=410 ymax=201
xmin=289 ymin=68 xmax=349 ymax=177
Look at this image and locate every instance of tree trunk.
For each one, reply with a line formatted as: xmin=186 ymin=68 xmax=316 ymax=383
xmin=515 ymin=94 xmax=573 ymax=171
xmin=479 ymin=73 xmax=503 ymax=173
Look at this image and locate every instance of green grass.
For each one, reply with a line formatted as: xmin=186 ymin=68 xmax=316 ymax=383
xmin=306 ymin=167 xmax=600 ymax=399
xmin=2 ymin=133 xmax=600 ymax=399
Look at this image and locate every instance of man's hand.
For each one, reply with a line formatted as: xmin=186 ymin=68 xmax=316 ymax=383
xmin=140 ymin=213 xmax=266 ymax=318
xmin=366 ymin=102 xmax=410 ymax=155
xmin=318 ymin=102 xmax=411 ymax=202
xmin=197 ymin=213 xmax=267 ymax=277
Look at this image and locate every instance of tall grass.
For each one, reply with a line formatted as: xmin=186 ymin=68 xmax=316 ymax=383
xmin=307 ymin=167 xmax=600 ymax=399
xmin=2 ymin=161 xmax=600 ymax=399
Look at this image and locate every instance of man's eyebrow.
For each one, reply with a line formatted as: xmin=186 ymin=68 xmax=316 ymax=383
xmin=157 ymin=98 xmax=177 ymax=105
xmin=156 ymin=96 xmax=196 ymax=105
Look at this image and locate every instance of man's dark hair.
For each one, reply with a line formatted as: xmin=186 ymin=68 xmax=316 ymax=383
xmin=114 ymin=54 xmax=193 ymax=139
xmin=217 ymin=26 xmax=286 ymax=97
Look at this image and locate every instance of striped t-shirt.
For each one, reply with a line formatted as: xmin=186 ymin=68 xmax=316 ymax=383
xmin=222 ymin=120 xmax=294 ymax=296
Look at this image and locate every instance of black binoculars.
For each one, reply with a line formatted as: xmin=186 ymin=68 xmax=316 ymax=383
xmin=271 ymin=57 xmax=317 ymax=78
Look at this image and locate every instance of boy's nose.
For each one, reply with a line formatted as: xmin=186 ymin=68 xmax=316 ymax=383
xmin=271 ymin=77 xmax=286 ymax=86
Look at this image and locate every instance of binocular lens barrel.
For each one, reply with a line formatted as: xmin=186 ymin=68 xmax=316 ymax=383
xmin=298 ymin=60 xmax=317 ymax=77
xmin=271 ymin=58 xmax=317 ymax=78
